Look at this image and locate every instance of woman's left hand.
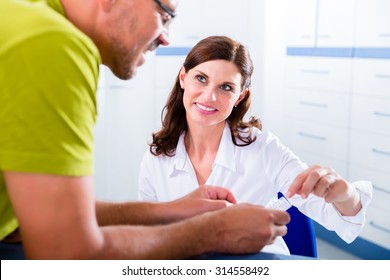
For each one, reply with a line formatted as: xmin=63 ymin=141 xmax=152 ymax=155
xmin=286 ymin=165 xmax=361 ymax=216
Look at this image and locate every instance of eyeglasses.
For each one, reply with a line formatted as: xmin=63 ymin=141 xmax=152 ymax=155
xmin=153 ymin=0 xmax=176 ymax=18
xmin=153 ymin=0 xmax=176 ymax=27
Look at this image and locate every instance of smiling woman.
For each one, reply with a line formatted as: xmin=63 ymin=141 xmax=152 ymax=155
xmin=149 ymin=35 xmax=260 ymax=157
xmin=181 ymin=59 xmax=246 ymax=126
xmin=138 ymin=35 xmax=373 ymax=256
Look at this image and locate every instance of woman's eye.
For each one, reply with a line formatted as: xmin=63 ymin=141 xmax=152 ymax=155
xmin=221 ymin=84 xmax=233 ymax=92
xmin=196 ymin=75 xmax=206 ymax=83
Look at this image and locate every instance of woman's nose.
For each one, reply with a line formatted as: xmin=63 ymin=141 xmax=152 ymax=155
xmin=203 ymin=86 xmax=217 ymax=102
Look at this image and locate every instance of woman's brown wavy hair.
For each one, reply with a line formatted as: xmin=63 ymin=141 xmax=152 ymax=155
xmin=150 ymin=35 xmax=262 ymax=156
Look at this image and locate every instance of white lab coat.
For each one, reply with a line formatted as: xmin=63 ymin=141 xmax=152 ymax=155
xmin=138 ymin=123 xmax=372 ymax=255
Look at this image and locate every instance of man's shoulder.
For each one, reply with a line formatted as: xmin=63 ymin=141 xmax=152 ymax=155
xmin=1 ymin=0 xmax=99 ymax=62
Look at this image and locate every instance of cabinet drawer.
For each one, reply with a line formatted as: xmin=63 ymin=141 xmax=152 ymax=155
xmin=317 ymin=0 xmax=356 ymax=47
xmin=285 ymin=0 xmax=317 ymax=47
xmin=285 ymin=57 xmax=352 ymax=93
xmin=349 ymin=165 xmax=390 ymax=197
xmin=351 ymin=96 xmax=390 ymax=136
xmin=292 ymin=149 xmax=348 ymax=178
xmin=353 ymin=59 xmax=390 ymax=98
xmin=360 ymin=204 xmax=390 ymax=250
xmin=370 ymin=185 xmax=390 ymax=212
xmin=284 ymin=88 xmax=350 ymax=127
xmin=350 ymin=131 xmax=390 ymax=174
xmin=169 ymin=0 xmax=250 ymax=45
xmin=355 ymin=0 xmax=390 ymax=47
xmin=281 ymin=119 xmax=349 ymax=161
xmin=349 ymin=165 xmax=390 ymax=249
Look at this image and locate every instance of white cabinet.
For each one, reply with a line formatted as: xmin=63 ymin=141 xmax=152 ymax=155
xmin=351 ymin=96 xmax=390 ymax=136
xmin=348 ymin=0 xmax=390 ymax=250
xmin=349 ymin=166 xmax=390 ymax=250
xmin=350 ymin=131 xmax=390 ymax=174
xmin=294 ymin=149 xmax=349 ymax=179
xmin=286 ymin=0 xmax=356 ymax=47
xmin=285 ymin=56 xmax=352 ymax=93
xmin=285 ymin=0 xmax=317 ymax=46
xmin=281 ymin=0 xmax=390 ymax=255
xmin=283 ymin=119 xmax=350 ymax=162
xmin=353 ymin=59 xmax=390 ymax=98
xmin=317 ymin=0 xmax=356 ymax=46
xmin=349 ymin=59 xmax=390 ymax=252
xmin=355 ymin=0 xmax=390 ymax=47
xmin=170 ymin=0 xmax=250 ymax=46
xmin=284 ymin=88 xmax=350 ymax=127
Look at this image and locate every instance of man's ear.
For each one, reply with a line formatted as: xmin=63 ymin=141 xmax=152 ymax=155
xmin=179 ymin=66 xmax=186 ymax=89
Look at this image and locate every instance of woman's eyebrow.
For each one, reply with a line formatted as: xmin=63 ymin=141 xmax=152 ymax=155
xmin=194 ymin=70 xmax=209 ymax=78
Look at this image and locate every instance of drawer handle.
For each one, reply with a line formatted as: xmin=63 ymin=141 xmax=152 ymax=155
xmin=379 ymin=33 xmax=390 ymax=38
xmin=375 ymin=74 xmax=390 ymax=79
xmin=299 ymin=101 xmax=328 ymax=108
xmin=300 ymin=69 xmax=330 ymax=75
xmin=372 ymin=148 xmax=390 ymax=157
xmin=373 ymin=185 xmax=390 ymax=195
xmin=369 ymin=221 xmax=390 ymax=234
xmin=373 ymin=111 xmax=390 ymax=118
xmin=298 ymin=132 xmax=326 ymax=141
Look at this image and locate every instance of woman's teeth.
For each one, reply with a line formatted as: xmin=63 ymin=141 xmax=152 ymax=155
xmin=196 ymin=103 xmax=215 ymax=111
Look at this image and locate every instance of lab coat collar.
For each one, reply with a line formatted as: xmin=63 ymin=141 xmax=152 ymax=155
xmin=169 ymin=133 xmax=189 ymax=175
xmin=169 ymin=123 xmax=237 ymax=176
xmin=213 ymin=123 xmax=237 ymax=172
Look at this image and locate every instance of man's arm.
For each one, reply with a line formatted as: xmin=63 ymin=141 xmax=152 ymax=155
xmin=5 ymin=171 xmax=103 ymax=259
xmin=96 ymin=185 xmax=237 ymax=226
xmin=98 ymin=203 xmax=291 ymax=259
xmin=5 ymin=171 xmax=289 ymax=259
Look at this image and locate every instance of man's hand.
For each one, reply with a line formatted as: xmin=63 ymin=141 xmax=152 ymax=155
xmin=183 ymin=185 xmax=237 ymax=203
xmin=166 ymin=185 xmax=238 ymax=221
xmin=197 ymin=204 xmax=290 ymax=254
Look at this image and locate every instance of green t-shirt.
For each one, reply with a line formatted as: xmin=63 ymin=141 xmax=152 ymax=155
xmin=0 ymin=0 xmax=101 ymax=240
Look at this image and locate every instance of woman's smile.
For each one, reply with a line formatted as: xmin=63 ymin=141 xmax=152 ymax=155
xmin=195 ymin=102 xmax=217 ymax=114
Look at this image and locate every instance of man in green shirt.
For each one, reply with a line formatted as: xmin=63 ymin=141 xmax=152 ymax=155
xmin=0 ymin=0 xmax=290 ymax=259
